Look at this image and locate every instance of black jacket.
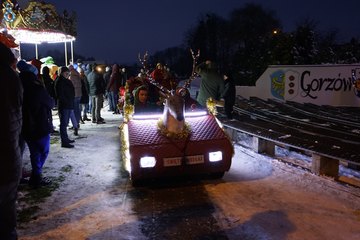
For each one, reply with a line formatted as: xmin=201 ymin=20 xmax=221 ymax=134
xmin=223 ymin=77 xmax=236 ymax=106
xmin=55 ymin=75 xmax=75 ymax=110
xmin=0 ymin=63 xmax=23 ymax=184
xmin=42 ymin=72 xmax=56 ymax=100
xmin=20 ymin=71 xmax=54 ymax=140
xmin=80 ymin=76 xmax=90 ymax=104
xmin=88 ymin=70 xmax=105 ymax=96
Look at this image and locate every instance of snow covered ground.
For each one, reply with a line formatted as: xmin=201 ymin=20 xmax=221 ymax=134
xmin=17 ymin=108 xmax=360 ymax=239
xmin=209 ymin=144 xmax=360 ymax=239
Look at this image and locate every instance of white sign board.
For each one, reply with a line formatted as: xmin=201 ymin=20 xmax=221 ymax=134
xmin=237 ymin=64 xmax=360 ymax=107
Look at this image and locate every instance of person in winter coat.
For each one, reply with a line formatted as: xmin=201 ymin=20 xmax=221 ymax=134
xmin=79 ymin=67 xmax=90 ymax=122
xmin=42 ymin=66 xmax=56 ymax=104
xmin=107 ymin=64 xmax=121 ymax=114
xmin=68 ymin=64 xmax=82 ymax=128
xmin=87 ymin=64 xmax=106 ymax=123
xmin=17 ymin=60 xmax=55 ymax=187
xmin=195 ymin=60 xmax=225 ymax=107
xmin=30 ymin=59 xmax=43 ymax=81
xmin=42 ymin=66 xmax=57 ymax=133
xmin=222 ymin=72 xmax=236 ymax=119
xmin=0 ymin=42 xmax=23 ymax=240
xmin=103 ymin=66 xmax=112 ymax=111
xmin=55 ymin=66 xmax=76 ymax=148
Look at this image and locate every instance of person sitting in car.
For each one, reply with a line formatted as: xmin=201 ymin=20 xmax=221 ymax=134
xmin=133 ymin=85 xmax=161 ymax=114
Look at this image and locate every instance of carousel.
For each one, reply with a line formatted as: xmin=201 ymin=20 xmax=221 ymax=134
xmin=1 ymin=0 xmax=76 ymax=71
xmin=120 ymin=51 xmax=234 ymax=185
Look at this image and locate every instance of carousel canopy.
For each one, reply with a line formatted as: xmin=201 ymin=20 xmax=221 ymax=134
xmin=1 ymin=0 xmax=76 ymax=44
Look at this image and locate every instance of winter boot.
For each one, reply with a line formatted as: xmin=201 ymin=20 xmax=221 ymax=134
xmin=29 ymin=174 xmax=51 ymax=188
xmin=74 ymin=127 xmax=79 ymax=136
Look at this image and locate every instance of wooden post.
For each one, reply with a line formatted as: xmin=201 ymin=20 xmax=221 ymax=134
xmin=223 ymin=127 xmax=237 ymax=143
xmin=64 ymin=42 xmax=68 ymax=66
xmin=311 ymin=154 xmax=339 ymax=178
xmin=253 ymin=137 xmax=275 ymax=156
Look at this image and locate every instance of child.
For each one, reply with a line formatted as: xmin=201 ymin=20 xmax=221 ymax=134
xmin=133 ymin=85 xmax=160 ymax=114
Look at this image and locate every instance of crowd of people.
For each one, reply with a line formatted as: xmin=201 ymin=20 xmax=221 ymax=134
xmin=0 ymin=37 xmax=236 ymax=239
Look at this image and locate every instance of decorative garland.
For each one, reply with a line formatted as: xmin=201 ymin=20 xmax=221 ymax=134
xmin=157 ymin=119 xmax=191 ymax=140
xmin=206 ymin=97 xmax=218 ymax=115
xmin=123 ymin=103 xmax=134 ymax=123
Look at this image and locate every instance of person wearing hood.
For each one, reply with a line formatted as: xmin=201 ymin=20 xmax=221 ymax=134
xmin=17 ymin=60 xmax=55 ymax=188
xmin=132 ymin=85 xmax=159 ymax=114
xmin=0 ymin=42 xmax=23 ymax=240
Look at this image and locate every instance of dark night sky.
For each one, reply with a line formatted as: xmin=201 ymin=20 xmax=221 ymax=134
xmin=17 ymin=0 xmax=360 ymax=65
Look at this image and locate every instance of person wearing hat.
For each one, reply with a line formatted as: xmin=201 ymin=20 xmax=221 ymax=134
xmin=17 ymin=60 xmax=55 ymax=187
xmin=55 ymin=66 xmax=76 ymax=147
xmin=0 ymin=42 xmax=23 ymax=240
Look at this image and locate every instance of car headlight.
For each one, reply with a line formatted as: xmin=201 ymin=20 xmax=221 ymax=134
xmin=209 ymin=151 xmax=222 ymax=162
xmin=140 ymin=156 xmax=156 ymax=168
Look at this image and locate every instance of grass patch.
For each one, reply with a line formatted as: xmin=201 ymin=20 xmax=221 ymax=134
xmin=17 ymin=175 xmax=65 ymax=223
xmin=50 ymin=136 xmax=60 ymax=144
xmin=17 ymin=206 xmax=41 ymax=223
xmin=61 ymin=164 xmax=73 ymax=173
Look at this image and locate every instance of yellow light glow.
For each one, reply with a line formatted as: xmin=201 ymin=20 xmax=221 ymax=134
xmin=7 ymin=29 xmax=75 ymax=44
xmin=121 ymin=123 xmax=131 ymax=173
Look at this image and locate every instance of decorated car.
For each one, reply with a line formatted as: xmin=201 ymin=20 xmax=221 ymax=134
xmin=120 ymin=51 xmax=233 ymax=185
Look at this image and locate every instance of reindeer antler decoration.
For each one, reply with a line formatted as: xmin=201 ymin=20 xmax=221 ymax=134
xmin=138 ymin=51 xmax=149 ymax=72
xmin=183 ymin=49 xmax=200 ymax=89
xmin=138 ymin=51 xmax=171 ymax=97
xmin=176 ymin=49 xmax=200 ymax=98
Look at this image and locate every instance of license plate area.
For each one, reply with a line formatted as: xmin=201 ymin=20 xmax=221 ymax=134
xmin=163 ymin=155 xmax=204 ymax=167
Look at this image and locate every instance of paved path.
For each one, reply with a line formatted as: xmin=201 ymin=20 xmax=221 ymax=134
xmin=17 ymin=109 xmax=360 ymax=240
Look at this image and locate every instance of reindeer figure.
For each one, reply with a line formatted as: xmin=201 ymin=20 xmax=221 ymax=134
xmin=162 ymin=91 xmax=185 ymax=134
xmin=137 ymin=51 xmax=197 ymax=138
